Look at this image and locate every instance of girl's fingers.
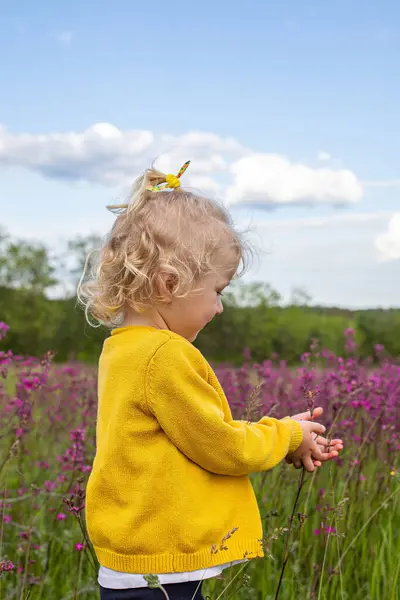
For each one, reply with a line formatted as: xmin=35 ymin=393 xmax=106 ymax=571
xmin=302 ymin=455 xmax=315 ymax=472
xmin=318 ymin=445 xmax=343 ymax=457
xmin=312 ymin=423 xmax=326 ymax=435
xmin=315 ymin=437 xmax=330 ymax=447
xmin=291 ymin=407 xmax=323 ymax=421
xmin=315 ymin=437 xmax=343 ymax=445
xmin=312 ymin=443 xmax=339 ymax=462
xmin=315 ymin=437 xmax=344 ymax=450
xmin=317 ymin=449 xmax=339 ymax=462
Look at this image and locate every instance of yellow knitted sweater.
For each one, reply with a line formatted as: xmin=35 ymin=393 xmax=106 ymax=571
xmin=86 ymin=327 xmax=303 ymax=573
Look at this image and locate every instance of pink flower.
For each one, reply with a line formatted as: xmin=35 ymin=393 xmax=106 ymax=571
xmin=21 ymin=376 xmax=41 ymax=391
xmin=36 ymin=461 xmax=49 ymax=470
xmin=0 ymin=559 xmax=14 ymax=573
xmin=325 ymin=526 xmax=336 ymax=535
xmin=75 ymin=543 xmax=84 ymax=551
xmin=313 ymin=524 xmax=336 ymax=536
xmin=44 ymin=480 xmax=57 ymax=492
xmin=57 ymin=513 xmax=67 ymax=521
xmin=3 ymin=515 xmax=11 ymax=524
xmin=70 ymin=428 xmax=85 ymax=442
xmin=0 ymin=322 xmax=9 ymax=341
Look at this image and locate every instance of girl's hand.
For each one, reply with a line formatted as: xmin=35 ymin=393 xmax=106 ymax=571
xmin=288 ymin=406 xmax=343 ymax=468
xmin=287 ymin=421 xmax=340 ymax=473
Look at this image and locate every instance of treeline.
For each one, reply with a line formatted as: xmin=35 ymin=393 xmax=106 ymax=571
xmin=1 ymin=231 xmax=400 ymax=364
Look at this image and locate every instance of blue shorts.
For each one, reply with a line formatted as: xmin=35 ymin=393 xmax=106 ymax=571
xmin=99 ymin=581 xmax=204 ymax=600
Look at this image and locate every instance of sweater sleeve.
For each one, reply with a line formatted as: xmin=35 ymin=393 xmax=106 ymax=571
xmin=146 ymin=338 xmax=303 ymax=477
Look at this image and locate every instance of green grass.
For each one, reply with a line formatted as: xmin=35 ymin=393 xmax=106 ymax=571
xmin=201 ymin=462 xmax=400 ymax=600
xmin=1 ymin=358 xmax=399 ymax=600
xmin=1 ymin=437 xmax=399 ymax=600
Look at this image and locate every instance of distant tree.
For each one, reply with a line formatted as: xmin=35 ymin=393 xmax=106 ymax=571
xmin=66 ymin=233 xmax=103 ymax=285
xmin=290 ymin=286 xmax=312 ymax=306
xmin=0 ymin=238 xmax=56 ymax=292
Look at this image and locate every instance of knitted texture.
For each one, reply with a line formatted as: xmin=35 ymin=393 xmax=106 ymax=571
xmin=86 ymin=327 xmax=303 ymax=573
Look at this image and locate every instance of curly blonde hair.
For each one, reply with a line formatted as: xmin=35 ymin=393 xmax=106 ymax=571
xmin=78 ymin=167 xmax=251 ymax=327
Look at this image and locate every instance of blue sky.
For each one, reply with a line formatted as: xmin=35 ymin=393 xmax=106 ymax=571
xmin=1 ymin=0 xmax=399 ymax=307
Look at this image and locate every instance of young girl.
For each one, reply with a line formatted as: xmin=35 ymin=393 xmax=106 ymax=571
xmin=79 ymin=162 xmax=343 ymax=600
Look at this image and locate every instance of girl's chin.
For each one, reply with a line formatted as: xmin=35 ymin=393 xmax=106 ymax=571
xmin=186 ymin=329 xmax=203 ymax=343
xmin=186 ymin=323 xmax=209 ymax=342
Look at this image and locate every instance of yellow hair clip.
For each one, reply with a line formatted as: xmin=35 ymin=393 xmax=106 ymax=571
xmin=106 ymin=161 xmax=191 ymax=213
xmin=147 ymin=160 xmax=190 ymax=192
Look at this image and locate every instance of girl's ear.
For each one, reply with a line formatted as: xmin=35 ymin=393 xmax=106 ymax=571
xmin=155 ymin=272 xmax=178 ymax=303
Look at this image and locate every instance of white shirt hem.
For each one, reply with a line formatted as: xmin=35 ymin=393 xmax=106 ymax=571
xmin=98 ymin=560 xmax=246 ymax=589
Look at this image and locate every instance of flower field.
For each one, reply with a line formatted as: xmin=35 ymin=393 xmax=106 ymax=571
xmin=0 ymin=324 xmax=399 ymax=600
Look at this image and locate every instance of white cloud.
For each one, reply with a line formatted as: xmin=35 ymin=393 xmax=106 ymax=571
xmin=375 ymin=213 xmax=400 ymax=261
xmin=0 ymin=124 xmax=243 ymax=188
xmin=225 ymin=154 xmax=363 ymax=206
xmin=57 ymin=30 xmax=73 ymax=46
xmin=252 ymin=211 xmax=392 ymax=230
xmin=0 ymin=122 xmax=365 ymax=207
xmin=248 ymin=211 xmax=400 ymax=308
xmin=363 ymin=179 xmax=400 ymax=188
xmin=318 ymin=151 xmax=332 ymax=162
xmin=1 ymin=164 xmax=398 ymax=308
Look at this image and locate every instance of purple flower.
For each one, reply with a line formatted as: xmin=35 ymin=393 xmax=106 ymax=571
xmin=0 ymin=322 xmax=9 ymax=341
xmin=21 ymin=376 xmax=41 ymax=391
xmin=325 ymin=526 xmax=337 ymax=535
xmin=44 ymin=480 xmax=57 ymax=492
xmin=314 ymin=524 xmax=337 ymax=536
xmin=70 ymin=428 xmax=85 ymax=442
xmin=36 ymin=461 xmax=50 ymax=470
xmin=0 ymin=559 xmax=14 ymax=573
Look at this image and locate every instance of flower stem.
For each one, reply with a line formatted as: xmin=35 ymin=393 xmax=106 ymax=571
xmin=214 ymin=562 xmax=249 ymax=600
xmin=274 ymin=468 xmax=305 ymax=600
xmin=77 ymin=514 xmax=97 ymax=573
xmin=158 ymin=584 xmax=170 ymax=599
xmin=74 ymin=541 xmax=84 ymax=600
